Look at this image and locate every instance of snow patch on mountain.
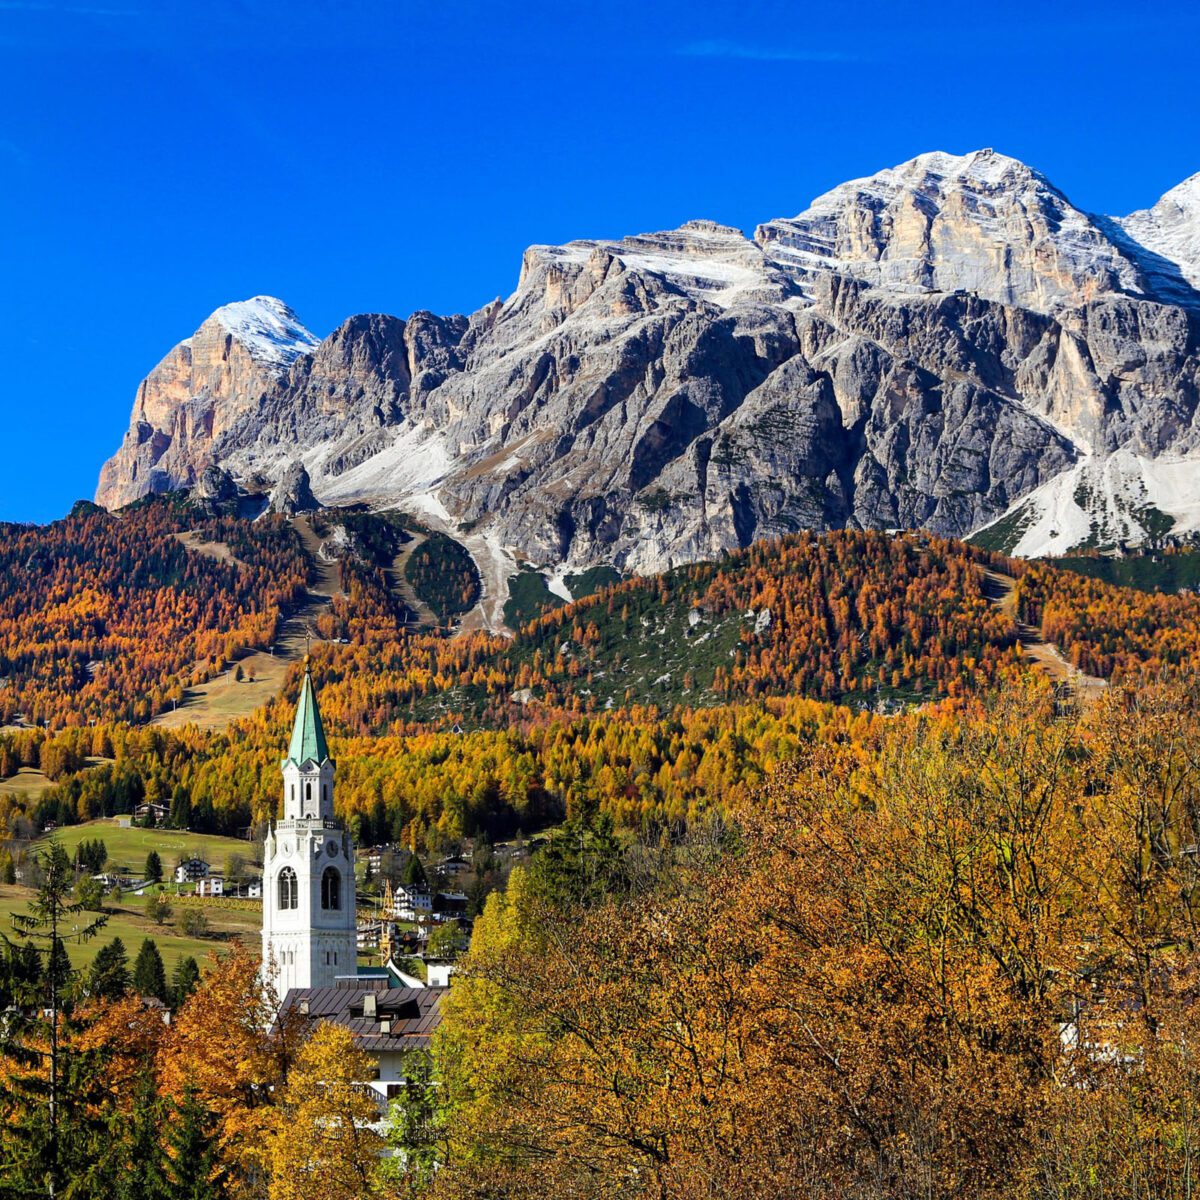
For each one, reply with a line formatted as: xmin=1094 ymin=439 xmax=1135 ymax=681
xmin=546 ymin=566 xmax=574 ymax=603
xmin=985 ymin=451 xmax=1200 ymax=557
xmin=210 ymin=296 xmax=320 ymax=369
xmin=316 ymin=423 xmax=452 ymax=509
xmin=531 ymin=220 xmax=786 ymax=310
xmin=1118 ymin=172 xmax=1200 ymax=296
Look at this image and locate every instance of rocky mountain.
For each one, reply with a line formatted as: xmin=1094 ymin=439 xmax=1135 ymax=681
xmin=96 ymin=149 xmax=1200 ymax=604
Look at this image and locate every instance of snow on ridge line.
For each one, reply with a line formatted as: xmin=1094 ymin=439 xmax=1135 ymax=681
xmin=209 ymin=296 xmax=320 ymax=369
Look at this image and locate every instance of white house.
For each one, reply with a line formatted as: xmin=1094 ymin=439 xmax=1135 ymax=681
xmin=426 ymin=960 xmax=457 ymax=988
xmin=175 ymin=858 xmax=210 ymax=884
xmin=395 ymin=884 xmax=433 ymax=921
xmin=196 ymin=876 xmax=224 ymax=898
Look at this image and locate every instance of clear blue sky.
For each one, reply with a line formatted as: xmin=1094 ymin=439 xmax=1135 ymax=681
xmin=2 ymin=0 xmax=1198 ymax=522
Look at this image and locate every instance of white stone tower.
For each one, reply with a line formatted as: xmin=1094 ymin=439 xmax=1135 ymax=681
xmin=262 ymin=663 xmax=357 ymax=996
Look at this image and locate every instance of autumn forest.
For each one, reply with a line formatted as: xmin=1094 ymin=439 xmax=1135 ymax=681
xmin=5 ymin=495 xmax=1200 ymax=1198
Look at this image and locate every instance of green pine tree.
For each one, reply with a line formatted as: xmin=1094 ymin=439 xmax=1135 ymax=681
xmin=144 ymin=850 xmax=163 ymax=883
xmin=529 ymin=811 xmax=625 ymax=908
xmin=168 ymin=785 xmax=192 ymax=831
xmin=112 ymin=1071 xmax=170 ymax=1200
xmin=401 ymin=851 xmax=428 ymax=889
xmin=87 ymin=937 xmax=130 ymax=1001
xmin=131 ymin=938 xmax=168 ymax=1003
xmin=165 ymin=1084 xmax=223 ymax=1200
xmin=170 ymin=956 xmax=201 ymax=1008
xmin=1 ymin=841 xmax=107 ymax=1197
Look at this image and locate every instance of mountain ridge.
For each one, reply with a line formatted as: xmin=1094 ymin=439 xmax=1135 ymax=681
xmin=96 ymin=149 xmax=1200 ymax=592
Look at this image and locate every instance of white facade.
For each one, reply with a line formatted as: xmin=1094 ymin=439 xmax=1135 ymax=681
xmin=261 ymin=668 xmax=357 ymax=995
xmin=175 ymin=858 xmax=210 ymax=883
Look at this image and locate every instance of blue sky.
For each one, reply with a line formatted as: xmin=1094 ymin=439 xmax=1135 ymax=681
xmin=2 ymin=0 xmax=1198 ymax=522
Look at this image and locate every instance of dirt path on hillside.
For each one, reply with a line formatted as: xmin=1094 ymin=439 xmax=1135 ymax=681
xmin=387 ymin=533 xmax=439 ymax=630
xmin=455 ymin=531 xmax=515 ymax=636
xmin=173 ymin=530 xmax=248 ymax=568
xmin=981 ymin=568 xmax=1108 ymax=700
xmin=153 ymin=519 xmax=343 ymax=730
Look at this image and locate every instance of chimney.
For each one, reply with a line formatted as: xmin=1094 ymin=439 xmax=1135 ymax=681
xmin=380 ymin=1019 xmax=391 ymax=1034
xmin=363 ymin=993 xmax=377 ymax=1019
xmin=299 ymin=1000 xmax=309 ymax=1016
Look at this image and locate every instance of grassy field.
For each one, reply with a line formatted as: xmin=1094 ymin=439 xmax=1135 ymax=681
xmin=0 ymin=883 xmax=260 ymax=973
xmin=151 ymin=655 xmax=286 ymax=731
xmin=47 ymin=819 xmax=256 ymax=877
xmin=0 ymin=767 xmax=52 ymax=802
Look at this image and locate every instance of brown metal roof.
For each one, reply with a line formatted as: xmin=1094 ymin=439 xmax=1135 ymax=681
xmin=279 ymin=983 xmax=447 ymax=1051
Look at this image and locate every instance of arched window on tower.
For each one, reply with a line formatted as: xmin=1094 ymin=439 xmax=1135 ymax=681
xmin=322 ymin=783 xmax=328 ymax=806
xmin=278 ymin=867 xmax=298 ymax=910
xmin=321 ymin=867 xmax=341 ymax=911
xmin=305 ymin=781 xmax=312 ymax=802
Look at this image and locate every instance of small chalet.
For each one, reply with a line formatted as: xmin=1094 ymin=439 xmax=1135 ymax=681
xmin=433 ymin=891 xmax=468 ymax=920
xmin=134 ymin=801 xmax=170 ymax=825
xmin=175 ymin=857 xmax=210 ymax=884
xmin=436 ymin=855 xmax=469 ymax=878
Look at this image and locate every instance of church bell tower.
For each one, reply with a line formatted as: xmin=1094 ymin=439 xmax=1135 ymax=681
xmin=262 ymin=663 xmax=357 ymax=995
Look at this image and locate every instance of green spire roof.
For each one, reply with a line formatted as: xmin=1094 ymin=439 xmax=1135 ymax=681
xmin=286 ymin=664 xmax=329 ymax=767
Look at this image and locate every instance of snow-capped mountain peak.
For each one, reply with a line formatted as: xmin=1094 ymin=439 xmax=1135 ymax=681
xmin=754 ymin=147 xmax=1148 ymax=314
xmin=1118 ymin=172 xmax=1200 ymax=295
xmin=97 ymin=151 xmax=1200 ymax=575
xmin=207 ymin=296 xmax=320 ymax=369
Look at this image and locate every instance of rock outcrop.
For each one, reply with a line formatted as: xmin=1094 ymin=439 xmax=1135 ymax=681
xmin=268 ymin=461 xmax=320 ymax=516
xmin=96 ymin=149 xmax=1200 ymax=570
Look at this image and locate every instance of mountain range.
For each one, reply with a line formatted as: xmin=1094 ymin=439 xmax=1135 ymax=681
xmin=95 ymin=149 xmax=1200 ymax=614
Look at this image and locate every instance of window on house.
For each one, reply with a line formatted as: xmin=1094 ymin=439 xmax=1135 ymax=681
xmin=321 ymin=867 xmax=341 ymax=911
xmin=278 ymin=867 xmax=298 ymax=910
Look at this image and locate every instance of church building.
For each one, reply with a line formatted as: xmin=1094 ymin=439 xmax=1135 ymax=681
xmin=264 ymin=664 xmax=448 ymax=1104
xmin=262 ymin=662 xmax=358 ymax=993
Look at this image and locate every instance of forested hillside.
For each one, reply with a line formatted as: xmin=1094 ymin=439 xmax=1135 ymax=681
xmin=301 ymin=528 xmax=1028 ymax=729
xmin=431 ymin=679 xmax=1200 ymax=1200
xmin=12 ymin=498 xmax=1200 ymax=854
xmin=0 ymin=499 xmax=307 ymax=726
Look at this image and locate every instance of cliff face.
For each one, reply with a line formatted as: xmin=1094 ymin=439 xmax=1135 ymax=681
xmin=95 ymin=298 xmax=319 ymax=508
xmin=97 ymin=150 xmax=1200 ymax=569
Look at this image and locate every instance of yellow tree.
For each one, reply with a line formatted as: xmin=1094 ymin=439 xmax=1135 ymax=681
xmin=158 ymin=947 xmax=301 ymax=1199
xmin=269 ymin=1022 xmax=384 ymax=1200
